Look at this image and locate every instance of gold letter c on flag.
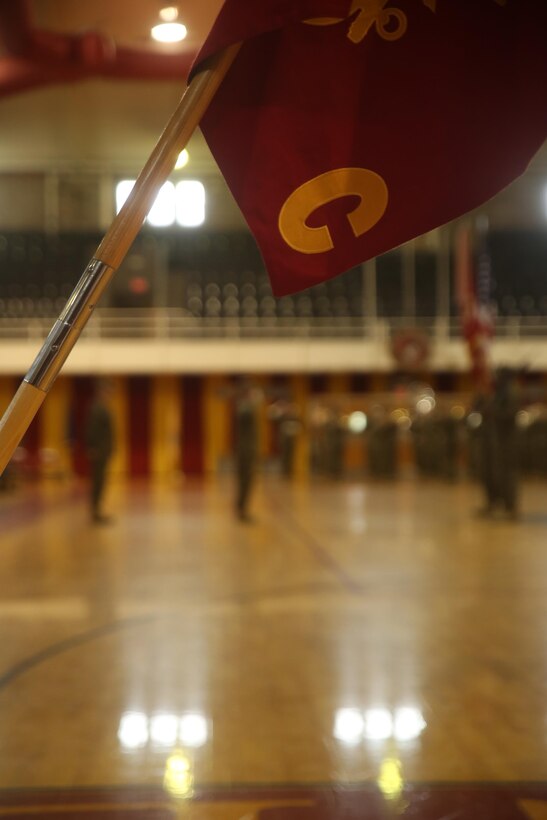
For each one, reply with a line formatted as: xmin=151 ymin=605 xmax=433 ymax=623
xmin=278 ymin=168 xmax=388 ymax=255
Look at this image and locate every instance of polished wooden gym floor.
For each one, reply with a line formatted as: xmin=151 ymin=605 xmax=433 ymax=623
xmin=1 ymin=474 xmax=547 ymax=818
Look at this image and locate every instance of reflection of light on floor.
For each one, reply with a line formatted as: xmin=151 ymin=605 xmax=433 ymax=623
xmin=349 ymin=513 xmax=368 ymax=534
xmin=365 ymin=708 xmax=393 ymax=740
xmin=163 ymin=750 xmax=193 ymax=799
xmin=333 ymin=706 xmax=426 ymax=745
xmin=180 ymin=713 xmax=208 ymax=747
xmin=393 ymin=707 xmax=426 ymax=741
xmin=333 ymin=708 xmax=365 ymax=745
xmin=118 ymin=712 xmax=148 ymax=750
xmin=150 ymin=714 xmax=178 ymax=747
xmin=118 ymin=711 xmax=209 ymax=752
xmin=378 ymin=757 xmax=404 ymax=801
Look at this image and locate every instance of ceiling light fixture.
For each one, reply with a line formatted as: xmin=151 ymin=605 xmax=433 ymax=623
xmin=160 ymin=6 xmax=179 ymax=22
xmin=175 ymin=149 xmax=189 ymax=170
xmin=152 ymin=7 xmax=187 ymax=43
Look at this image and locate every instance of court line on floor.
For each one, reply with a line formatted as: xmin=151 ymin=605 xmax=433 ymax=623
xmin=0 ymin=581 xmax=347 ymax=694
xmin=0 ymin=615 xmax=155 ymax=694
xmin=265 ymin=493 xmax=365 ymax=596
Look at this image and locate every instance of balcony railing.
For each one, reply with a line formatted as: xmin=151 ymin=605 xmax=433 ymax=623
xmin=0 ymin=309 xmax=546 ymax=342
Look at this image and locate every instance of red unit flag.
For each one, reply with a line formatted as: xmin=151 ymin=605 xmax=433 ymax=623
xmin=455 ymin=224 xmax=494 ymax=392
xmin=193 ymin=0 xmax=547 ymax=296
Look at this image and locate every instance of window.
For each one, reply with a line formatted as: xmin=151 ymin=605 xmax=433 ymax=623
xmin=176 ymin=181 xmax=205 ymax=227
xmin=116 ymin=179 xmax=205 ymax=227
xmin=115 ymin=180 xmax=136 ymax=215
xmin=148 ymin=182 xmax=176 ymax=227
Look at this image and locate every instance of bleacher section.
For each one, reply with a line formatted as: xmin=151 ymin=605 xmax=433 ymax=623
xmin=0 ymin=230 xmax=363 ymax=328
xmin=0 ymin=228 xmax=546 ymax=330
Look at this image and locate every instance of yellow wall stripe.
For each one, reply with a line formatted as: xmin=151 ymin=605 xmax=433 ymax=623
xmin=40 ymin=377 xmax=71 ymax=477
xmin=110 ymin=376 xmax=128 ymax=476
xmin=291 ymin=374 xmax=309 ymax=479
xmin=0 ymin=378 xmax=15 ymax=416
xmin=151 ymin=375 xmax=181 ymax=477
xmin=204 ymin=375 xmax=230 ymax=474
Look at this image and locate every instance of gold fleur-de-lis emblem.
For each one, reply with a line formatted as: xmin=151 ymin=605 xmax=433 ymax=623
xmin=347 ymin=1 xmax=408 ymax=43
xmin=305 ymin=0 xmax=507 ymax=44
xmin=305 ymin=0 xmax=431 ymax=42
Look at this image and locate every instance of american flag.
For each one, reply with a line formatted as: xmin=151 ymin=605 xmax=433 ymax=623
xmin=455 ymin=223 xmax=494 ymax=391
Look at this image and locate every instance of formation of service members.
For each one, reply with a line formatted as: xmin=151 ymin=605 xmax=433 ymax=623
xmin=304 ymin=372 xmax=525 ymax=516
xmin=474 ymin=368 xmax=519 ymax=519
xmin=277 ymin=405 xmax=303 ymax=478
xmin=310 ymin=407 xmax=449 ymax=480
xmin=233 ymin=380 xmax=260 ymax=522
xmin=518 ymin=410 xmax=547 ymax=477
xmin=411 ymin=415 xmax=459 ymax=481
xmin=367 ymin=413 xmax=398 ymax=479
xmin=85 ymin=379 xmax=116 ymax=525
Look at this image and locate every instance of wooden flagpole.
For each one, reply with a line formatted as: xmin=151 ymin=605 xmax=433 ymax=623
xmin=0 ymin=43 xmax=240 ymax=476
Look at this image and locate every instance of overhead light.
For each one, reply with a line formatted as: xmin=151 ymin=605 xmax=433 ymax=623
xmin=148 ymin=181 xmax=176 ymax=227
xmin=175 ymin=149 xmax=189 ymax=170
xmin=152 ymin=8 xmax=186 ymax=43
xmin=151 ymin=21 xmax=187 ymax=43
xmin=160 ymin=6 xmax=179 ymax=22
xmin=176 ymin=180 xmax=205 ymax=227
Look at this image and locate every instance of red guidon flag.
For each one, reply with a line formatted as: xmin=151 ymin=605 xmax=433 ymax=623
xmin=193 ymin=0 xmax=547 ymax=296
xmin=455 ymin=224 xmax=494 ymax=392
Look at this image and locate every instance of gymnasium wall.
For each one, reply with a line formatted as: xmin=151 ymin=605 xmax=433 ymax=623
xmin=0 ymin=370 xmax=501 ymax=480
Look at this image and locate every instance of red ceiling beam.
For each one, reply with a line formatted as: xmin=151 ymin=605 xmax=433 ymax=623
xmin=0 ymin=0 xmax=195 ymax=97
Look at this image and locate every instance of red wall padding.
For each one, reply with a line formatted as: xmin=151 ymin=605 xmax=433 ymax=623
xmin=128 ymin=377 xmax=151 ymax=477
xmin=181 ymin=376 xmax=204 ymax=476
xmin=70 ymin=377 xmax=94 ymax=476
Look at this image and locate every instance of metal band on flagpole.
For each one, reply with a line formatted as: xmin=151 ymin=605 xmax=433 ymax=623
xmin=26 ymin=259 xmax=114 ymax=392
xmin=0 ymin=42 xmax=240 ymax=476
